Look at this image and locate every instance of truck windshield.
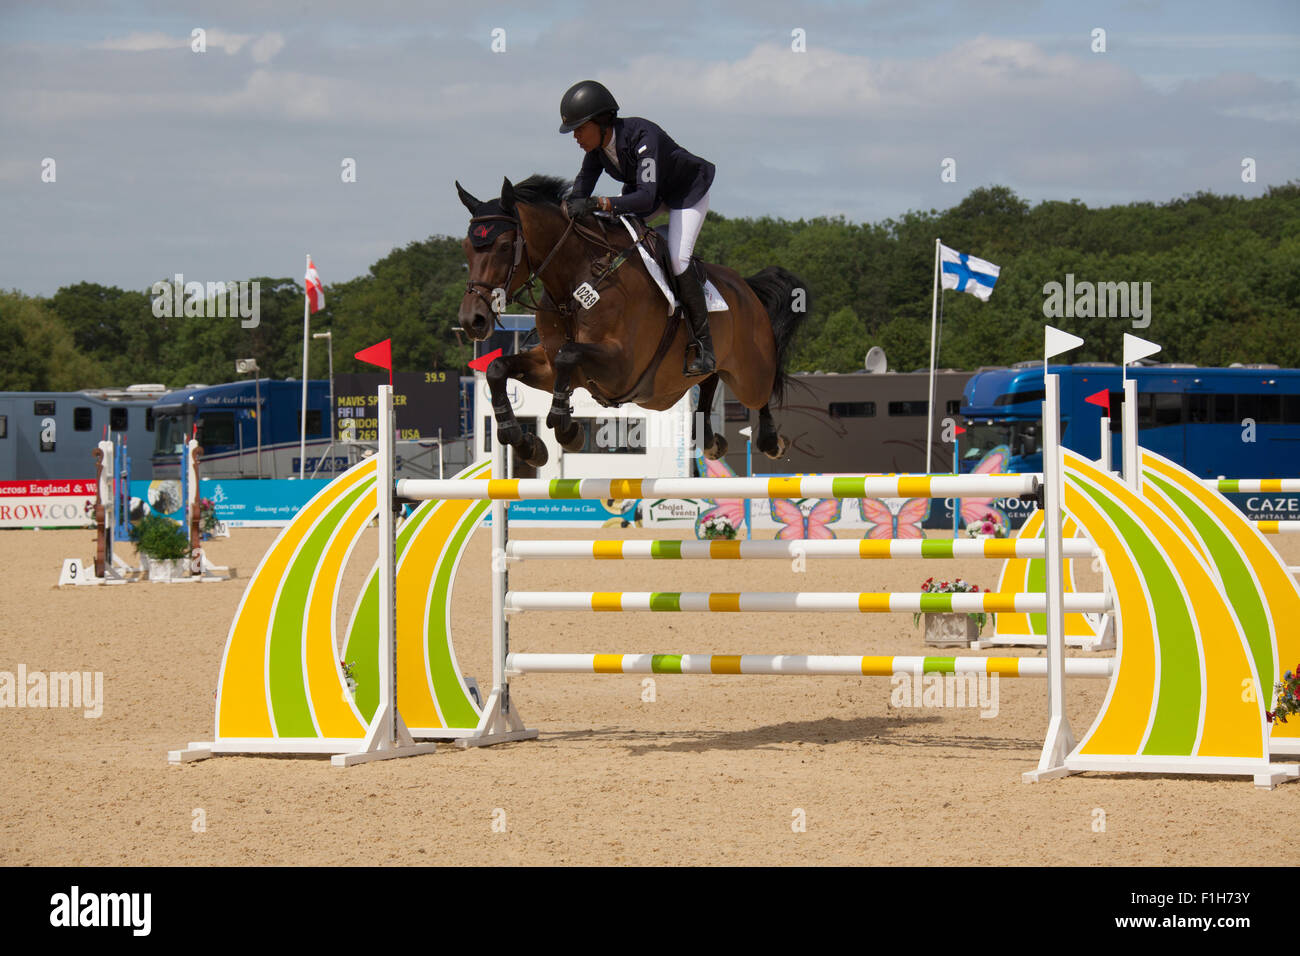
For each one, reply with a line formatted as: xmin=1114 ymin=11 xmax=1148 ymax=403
xmin=153 ymin=414 xmax=191 ymax=456
xmin=961 ymin=420 xmax=1041 ymax=462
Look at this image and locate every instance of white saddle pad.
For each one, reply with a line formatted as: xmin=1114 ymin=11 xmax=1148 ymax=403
xmin=619 ymin=216 xmax=728 ymax=315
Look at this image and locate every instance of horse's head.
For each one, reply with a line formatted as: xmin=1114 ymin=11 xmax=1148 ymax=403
xmin=456 ymin=175 xmax=573 ymax=340
xmin=456 ymin=179 xmax=520 ymax=341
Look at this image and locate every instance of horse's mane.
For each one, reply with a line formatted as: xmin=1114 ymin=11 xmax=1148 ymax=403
xmin=512 ymin=174 xmax=570 ymax=207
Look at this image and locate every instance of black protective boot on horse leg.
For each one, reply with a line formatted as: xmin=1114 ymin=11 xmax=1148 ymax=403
xmin=676 ymin=267 xmax=716 ymax=377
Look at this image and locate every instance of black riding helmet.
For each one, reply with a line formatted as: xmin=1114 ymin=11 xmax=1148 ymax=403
xmin=558 ymin=80 xmax=619 ymax=133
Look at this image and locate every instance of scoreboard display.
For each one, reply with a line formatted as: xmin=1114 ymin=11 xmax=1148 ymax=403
xmin=331 ymin=371 xmax=460 ymax=442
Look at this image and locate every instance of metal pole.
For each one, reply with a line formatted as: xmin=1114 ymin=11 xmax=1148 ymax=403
xmin=377 ymin=386 xmax=396 ymax=745
xmin=1024 ymin=369 xmax=1078 ymax=782
xmin=326 ymin=333 xmax=334 ymax=473
xmin=255 ymin=376 xmax=263 ymax=479
xmin=953 ymin=434 xmax=960 ymax=538
xmin=437 ymin=428 xmax=444 ymax=479
xmin=925 ymin=238 xmax=941 ymax=474
xmin=1099 ymin=415 xmax=1111 ymax=472
xmin=745 ymin=434 xmax=752 ymax=541
xmin=491 ymin=425 xmax=508 ymax=706
xmin=299 ymin=253 xmax=310 ymax=479
xmin=1123 ymin=378 xmax=1139 ymax=490
xmin=310 ymin=331 xmax=335 ymax=478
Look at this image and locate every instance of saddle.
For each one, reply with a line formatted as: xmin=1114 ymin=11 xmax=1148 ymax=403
xmin=622 ymin=216 xmax=708 ymax=288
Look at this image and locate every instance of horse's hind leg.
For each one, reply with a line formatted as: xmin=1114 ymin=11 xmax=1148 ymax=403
xmin=487 ymin=347 xmax=551 ymax=468
xmin=755 ymin=403 xmax=789 ymax=460
xmin=694 ymin=375 xmax=728 ymax=460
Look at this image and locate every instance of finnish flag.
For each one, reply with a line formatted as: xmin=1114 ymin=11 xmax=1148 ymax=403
xmin=940 ymin=243 xmax=999 ymax=301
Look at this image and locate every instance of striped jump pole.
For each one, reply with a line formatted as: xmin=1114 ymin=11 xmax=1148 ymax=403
xmin=1256 ymin=520 xmax=1300 ymax=534
xmin=504 ymin=591 xmax=1114 ymax=613
xmin=507 ymin=653 xmax=1115 ymax=679
xmin=397 ymin=473 xmax=1040 ymax=502
xmin=1208 ymin=479 xmax=1300 ymax=494
xmin=506 ymin=539 xmax=1098 ymax=560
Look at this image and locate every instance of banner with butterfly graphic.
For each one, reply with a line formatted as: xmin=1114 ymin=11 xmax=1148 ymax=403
xmin=673 ymin=447 xmax=1038 ymax=540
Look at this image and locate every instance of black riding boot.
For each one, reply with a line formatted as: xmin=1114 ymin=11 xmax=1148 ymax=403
xmin=676 ymin=267 xmax=716 ymax=377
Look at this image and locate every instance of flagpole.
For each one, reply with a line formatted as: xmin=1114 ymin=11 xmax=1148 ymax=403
xmin=925 ymin=238 xmax=941 ymax=475
xmin=299 ymin=253 xmax=310 ymax=480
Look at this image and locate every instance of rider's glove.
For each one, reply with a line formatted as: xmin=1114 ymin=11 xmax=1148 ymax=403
xmin=565 ymin=197 xmax=600 ymax=218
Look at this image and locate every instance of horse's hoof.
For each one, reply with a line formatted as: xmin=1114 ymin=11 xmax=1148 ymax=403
xmin=759 ymin=434 xmax=789 ymax=460
xmin=702 ymin=434 xmax=728 ymax=460
xmin=555 ymin=421 xmax=585 ymax=453
xmin=521 ymin=433 xmax=549 ymax=468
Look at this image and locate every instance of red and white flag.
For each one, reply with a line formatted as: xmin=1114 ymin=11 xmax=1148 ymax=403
xmin=305 ymin=257 xmax=325 ymax=313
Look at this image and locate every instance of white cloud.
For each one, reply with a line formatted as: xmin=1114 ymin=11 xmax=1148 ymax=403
xmin=94 ymin=31 xmax=186 ymax=53
xmin=250 ymin=33 xmax=286 ymax=64
xmin=92 ymin=28 xmax=284 ymax=59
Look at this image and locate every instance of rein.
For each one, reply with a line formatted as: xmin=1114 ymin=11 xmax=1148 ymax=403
xmin=466 ymin=209 xmax=632 ymax=323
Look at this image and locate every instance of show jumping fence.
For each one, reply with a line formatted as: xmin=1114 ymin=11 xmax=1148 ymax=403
xmin=171 ymin=329 xmax=1300 ymax=789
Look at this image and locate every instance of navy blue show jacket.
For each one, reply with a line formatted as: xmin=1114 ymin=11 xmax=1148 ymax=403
xmin=570 ymin=117 xmax=715 ymax=216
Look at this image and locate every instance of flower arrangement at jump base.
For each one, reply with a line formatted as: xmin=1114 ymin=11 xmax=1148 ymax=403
xmin=198 ymin=497 xmax=219 ymax=538
xmin=965 ymin=512 xmax=1007 ymax=539
xmin=1268 ymin=668 xmax=1300 ymax=725
xmin=700 ymin=513 xmax=738 ymax=540
xmin=129 ymin=513 xmax=192 ymax=582
xmin=915 ymin=577 xmax=988 ymax=645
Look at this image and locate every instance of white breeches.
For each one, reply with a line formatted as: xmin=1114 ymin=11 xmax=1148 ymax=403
xmin=668 ymin=191 xmax=709 ymax=276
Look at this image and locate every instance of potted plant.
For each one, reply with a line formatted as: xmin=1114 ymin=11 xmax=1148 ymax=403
xmin=130 ymin=513 xmax=192 ymax=582
xmin=965 ymin=512 xmax=1007 ymax=539
xmin=700 ymin=513 xmax=738 ymax=540
xmin=914 ymin=577 xmax=987 ymax=646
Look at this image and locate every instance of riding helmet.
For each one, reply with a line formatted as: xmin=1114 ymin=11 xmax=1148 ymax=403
xmin=558 ymin=80 xmax=619 ymax=133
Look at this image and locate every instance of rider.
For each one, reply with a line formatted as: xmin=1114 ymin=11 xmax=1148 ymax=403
xmin=559 ymin=79 xmax=717 ymax=376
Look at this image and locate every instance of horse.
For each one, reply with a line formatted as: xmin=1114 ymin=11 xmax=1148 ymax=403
xmin=455 ymin=174 xmax=809 ymax=469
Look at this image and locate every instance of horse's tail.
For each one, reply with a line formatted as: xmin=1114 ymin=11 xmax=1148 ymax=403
xmin=743 ymin=266 xmax=811 ymax=405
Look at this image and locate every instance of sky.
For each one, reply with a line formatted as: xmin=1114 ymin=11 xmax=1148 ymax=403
xmin=2 ymin=0 xmax=1297 ymax=296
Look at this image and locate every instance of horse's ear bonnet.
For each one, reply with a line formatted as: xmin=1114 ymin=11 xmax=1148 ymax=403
xmin=467 ymin=199 xmax=511 ymax=248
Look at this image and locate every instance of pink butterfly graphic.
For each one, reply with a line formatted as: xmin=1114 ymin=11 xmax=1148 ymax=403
xmin=771 ymin=498 xmax=841 ymax=540
xmin=957 ymin=446 xmax=1012 ymax=530
xmin=693 ymin=452 xmax=746 ymax=539
xmin=859 ymin=497 xmax=931 ymax=539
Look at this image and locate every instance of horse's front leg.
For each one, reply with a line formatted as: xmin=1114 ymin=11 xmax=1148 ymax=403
xmin=486 ymin=346 xmax=554 ymax=468
xmin=548 ymin=340 xmax=631 ymax=453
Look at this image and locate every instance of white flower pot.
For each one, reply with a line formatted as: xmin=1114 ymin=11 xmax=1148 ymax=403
xmin=143 ymin=556 xmax=189 ymax=582
xmin=924 ymin=612 xmax=979 ymax=647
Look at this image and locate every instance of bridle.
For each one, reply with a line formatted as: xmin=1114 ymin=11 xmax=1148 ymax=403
xmin=464 ymin=208 xmax=626 ymax=323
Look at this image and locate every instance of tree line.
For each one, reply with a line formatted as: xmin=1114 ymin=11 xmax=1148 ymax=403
xmin=2 ymin=182 xmax=1296 ymax=393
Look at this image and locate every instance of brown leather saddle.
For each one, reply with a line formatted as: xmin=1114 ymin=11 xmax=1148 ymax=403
xmin=623 ymin=217 xmax=708 ymax=290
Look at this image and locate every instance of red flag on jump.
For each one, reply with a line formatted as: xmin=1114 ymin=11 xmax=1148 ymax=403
xmin=356 ymin=339 xmax=393 ymax=387
xmin=1084 ymin=388 xmax=1110 ymax=414
xmin=469 ymin=348 xmax=502 ymax=372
